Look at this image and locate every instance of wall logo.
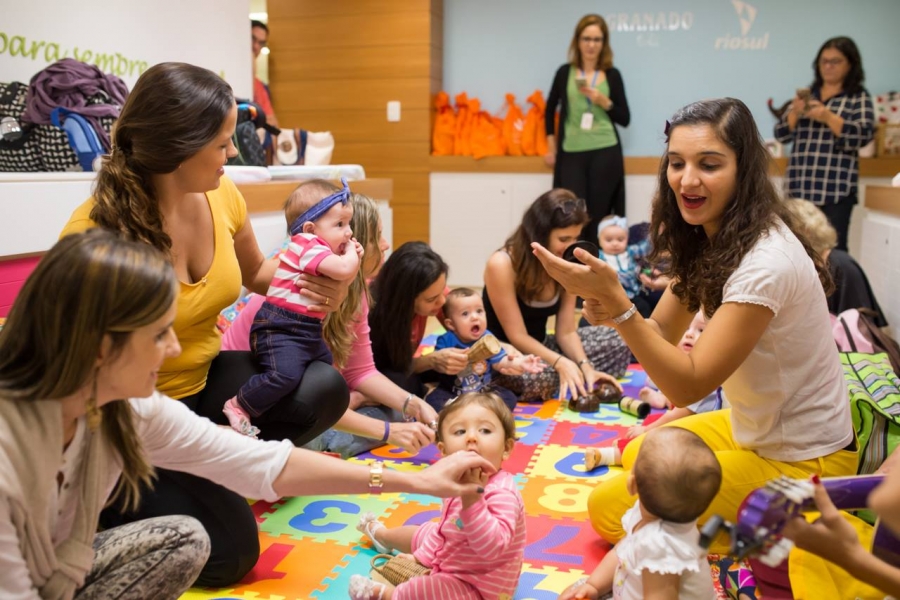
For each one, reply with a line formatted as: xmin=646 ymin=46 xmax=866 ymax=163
xmin=715 ymin=0 xmax=769 ymax=51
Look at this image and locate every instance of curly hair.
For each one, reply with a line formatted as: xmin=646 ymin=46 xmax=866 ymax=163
xmin=503 ymin=189 xmax=588 ymax=303
xmin=647 ymin=98 xmax=832 ymax=315
xmin=812 ymin=36 xmax=866 ymax=96
xmin=91 ymin=62 xmax=235 ymax=254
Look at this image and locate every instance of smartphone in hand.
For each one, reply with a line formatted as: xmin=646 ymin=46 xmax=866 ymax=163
xmin=575 ymin=77 xmax=588 ymax=89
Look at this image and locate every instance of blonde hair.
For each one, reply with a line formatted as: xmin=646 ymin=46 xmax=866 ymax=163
xmin=320 ymin=190 xmax=381 ymax=368
xmin=0 ymin=230 xmax=177 ymax=511
xmin=784 ymin=198 xmax=838 ymax=256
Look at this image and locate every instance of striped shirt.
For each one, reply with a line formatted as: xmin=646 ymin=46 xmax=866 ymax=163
xmin=774 ymin=89 xmax=875 ymax=206
xmin=411 ymin=470 xmax=525 ymax=599
xmin=265 ymin=233 xmax=331 ymax=318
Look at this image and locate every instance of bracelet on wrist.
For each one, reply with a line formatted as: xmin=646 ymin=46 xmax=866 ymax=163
xmin=381 ymin=420 xmax=391 ymax=442
xmin=577 ymin=359 xmax=592 ymax=371
xmin=368 ymin=460 xmax=384 ymax=495
xmin=401 ymin=393 xmax=415 ymax=422
xmin=552 ymin=355 xmax=563 ymax=369
xmin=612 ymin=303 xmax=638 ymax=325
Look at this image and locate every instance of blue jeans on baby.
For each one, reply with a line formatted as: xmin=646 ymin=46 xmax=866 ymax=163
xmin=237 ymin=301 xmax=332 ymax=417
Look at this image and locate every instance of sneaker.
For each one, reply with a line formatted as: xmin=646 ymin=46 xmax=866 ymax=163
xmin=357 ymin=512 xmax=391 ymax=554
xmin=223 ymin=397 xmax=260 ymax=438
xmin=349 ymin=574 xmax=387 ymax=600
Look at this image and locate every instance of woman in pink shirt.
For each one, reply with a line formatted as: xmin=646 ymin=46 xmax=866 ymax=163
xmin=222 ymin=193 xmax=439 ymax=456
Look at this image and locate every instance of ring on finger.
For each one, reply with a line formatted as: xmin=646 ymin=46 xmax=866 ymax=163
xmin=325 ymin=297 xmax=330 ymax=306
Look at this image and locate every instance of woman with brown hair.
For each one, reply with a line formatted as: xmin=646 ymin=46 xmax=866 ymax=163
xmin=0 ymin=230 xmax=492 ymax=599
xmin=482 ymin=188 xmax=629 ymax=404
xmin=544 ymin=14 xmax=631 ymax=240
xmin=60 ymin=62 xmax=349 ymax=586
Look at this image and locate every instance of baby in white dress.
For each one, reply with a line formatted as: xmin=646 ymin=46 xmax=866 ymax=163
xmin=560 ymin=427 xmax=722 ymax=599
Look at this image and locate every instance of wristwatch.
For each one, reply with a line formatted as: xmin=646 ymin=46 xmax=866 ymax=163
xmin=368 ymin=460 xmax=384 ymax=495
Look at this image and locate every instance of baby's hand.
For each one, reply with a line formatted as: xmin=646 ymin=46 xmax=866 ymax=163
xmin=558 ymin=578 xmax=600 ymax=600
xmin=625 ymin=424 xmax=646 ymax=440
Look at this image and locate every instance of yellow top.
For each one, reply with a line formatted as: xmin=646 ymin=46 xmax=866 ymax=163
xmin=60 ymin=176 xmax=247 ymax=399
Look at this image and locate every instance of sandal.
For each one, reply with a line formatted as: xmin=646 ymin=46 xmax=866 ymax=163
xmin=349 ymin=574 xmax=387 ymax=600
xmin=357 ymin=512 xmax=391 ymax=554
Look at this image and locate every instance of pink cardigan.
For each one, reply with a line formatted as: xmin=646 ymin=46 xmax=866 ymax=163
xmin=221 ymin=293 xmax=377 ymax=391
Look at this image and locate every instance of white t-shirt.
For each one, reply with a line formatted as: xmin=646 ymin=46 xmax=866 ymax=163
xmin=613 ymin=501 xmax=716 ymax=600
xmin=721 ymin=219 xmax=852 ymax=461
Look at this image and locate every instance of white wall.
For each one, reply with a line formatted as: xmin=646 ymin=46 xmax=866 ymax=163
xmin=1 ymin=0 xmax=252 ymax=98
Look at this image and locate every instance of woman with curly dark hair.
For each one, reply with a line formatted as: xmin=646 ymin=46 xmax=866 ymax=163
xmin=532 ymin=98 xmax=858 ymax=552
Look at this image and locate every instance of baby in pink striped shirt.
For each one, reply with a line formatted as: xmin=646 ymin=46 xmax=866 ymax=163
xmin=351 ymin=392 xmax=526 ymax=600
xmin=223 ymin=179 xmax=362 ymax=437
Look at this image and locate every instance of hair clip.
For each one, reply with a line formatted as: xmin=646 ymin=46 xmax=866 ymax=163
xmin=664 ymin=119 xmax=672 ymax=141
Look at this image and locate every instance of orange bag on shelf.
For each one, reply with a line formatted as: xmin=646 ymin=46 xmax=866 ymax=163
xmin=522 ymin=90 xmax=548 ymax=157
xmin=453 ymin=92 xmax=472 ymax=156
xmin=470 ymin=103 xmax=505 ymax=160
xmin=501 ymin=93 xmax=525 ymax=156
xmin=431 ymin=91 xmax=456 ymax=156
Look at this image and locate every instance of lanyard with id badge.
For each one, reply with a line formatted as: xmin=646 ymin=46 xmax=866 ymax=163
xmin=576 ymin=69 xmax=599 ymax=130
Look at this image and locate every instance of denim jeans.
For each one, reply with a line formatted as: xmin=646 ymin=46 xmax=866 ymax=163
xmin=238 ymin=301 xmax=332 ymax=417
xmin=303 ymin=405 xmax=404 ymax=458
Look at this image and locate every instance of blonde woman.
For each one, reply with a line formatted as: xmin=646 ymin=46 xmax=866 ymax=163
xmin=0 ymin=230 xmax=494 ymax=599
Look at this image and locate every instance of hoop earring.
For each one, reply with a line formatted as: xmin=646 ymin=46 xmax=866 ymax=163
xmin=86 ymin=372 xmax=102 ymax=431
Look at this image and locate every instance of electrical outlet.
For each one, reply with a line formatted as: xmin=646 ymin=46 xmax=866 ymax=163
xmin=387 ymin=101 xmax=401 ymax=122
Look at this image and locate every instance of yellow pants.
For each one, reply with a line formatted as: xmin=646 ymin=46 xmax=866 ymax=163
xmin=587 ymin=409 xmax=859 ymax=553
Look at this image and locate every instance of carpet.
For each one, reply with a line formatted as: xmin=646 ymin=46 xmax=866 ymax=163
xmin=181 ymin=334 xmax=747 ymax=600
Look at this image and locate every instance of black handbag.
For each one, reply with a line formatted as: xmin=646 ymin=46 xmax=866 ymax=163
xmin=0 ymin=82 xmax=42 ymax=172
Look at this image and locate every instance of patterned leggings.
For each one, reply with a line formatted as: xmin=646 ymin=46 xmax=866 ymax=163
xmin=493 ymin=325 xmax=630 ymax=402
xmin=76 ymin=516 xmax=210 ymax=599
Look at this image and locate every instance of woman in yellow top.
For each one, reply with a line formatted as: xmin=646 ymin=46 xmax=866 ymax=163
xmin=60 ymin=62 xmax=349 ymax=587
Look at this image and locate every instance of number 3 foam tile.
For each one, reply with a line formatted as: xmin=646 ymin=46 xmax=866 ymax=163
xmin=259 ymin=495 xmax=397 ymax=544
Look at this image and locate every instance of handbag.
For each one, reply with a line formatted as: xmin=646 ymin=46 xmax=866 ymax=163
xmin=841 ymin=352 xmax=900 ymax=474
xmin=0 ymin=81 xmax=42 ymax=172
xmin=369 ymin=554 xmax=431 ymax=586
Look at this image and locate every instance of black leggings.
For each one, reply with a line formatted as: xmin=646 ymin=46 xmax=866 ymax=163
xmin=554 ymin=143 xmax=626 ymax=241
xmin=101 ymin=351 xmax=349 ymax=587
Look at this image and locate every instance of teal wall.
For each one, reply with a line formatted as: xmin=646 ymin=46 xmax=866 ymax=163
xmin=443 ymin=0 xmax=899 ymax=155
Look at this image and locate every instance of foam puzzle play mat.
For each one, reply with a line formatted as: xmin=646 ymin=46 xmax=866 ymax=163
xmin=181 ymin=334 xmax=750 ymax=600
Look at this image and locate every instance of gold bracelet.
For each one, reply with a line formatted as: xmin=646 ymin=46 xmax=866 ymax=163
xmin=368 ymin=460 xmax=384 ymax=495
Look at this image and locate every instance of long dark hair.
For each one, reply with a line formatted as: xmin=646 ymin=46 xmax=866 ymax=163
xmin=504 ymin=189 xmax=588 ymax=303
xmin=812 ymin=36 xmax=866 ymax=95
xmin=91 ymin=62 xmax=235 ymax=254
xmin=369 ymin=242 xmax=448 ymax=373
xmin=648 ymin=98 xmax=831 ymax=315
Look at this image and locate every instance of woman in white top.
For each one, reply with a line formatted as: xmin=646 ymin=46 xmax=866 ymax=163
xmin=532 ymin=98 xmax=858 ymax=553
xmin=0 ymin=230 xmax=493 ymax=600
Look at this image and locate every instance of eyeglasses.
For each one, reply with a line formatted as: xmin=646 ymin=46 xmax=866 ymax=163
xmin=819 ymin=57 xmax=846 ymax=67
xmin=580 ymin=36 xmax=605 ymax=44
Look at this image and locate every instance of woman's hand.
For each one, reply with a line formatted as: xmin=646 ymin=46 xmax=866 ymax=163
xmin=460 ymin=466 xmax=490 ymax=509
xmin=415 ymin=450 xmax=497 ymax=498
xmin=531 ymin=243 xmax=626 ymax=307
xmin=582 ymin=298 xmax=615 ymax=327
xmin=582 ymin=366 xmax=622 ymax=395
xmin=804 ymin=99 xmax=833 ymax=124
xmin=405 ymin=396 xmax=438 ymax=427
xmin=782 ymin=477 xmax=867 ymax=568
xmin=297 ymin=272 xmax=350 ymax=313
xmin=387 ymin=421 xmax=436 ymax=455
xmin=581 ymin=87 xmax=612 ymax=111
xmin=428 ymin=348 xmax=469 ymax=375
xmin=556 ymin=356 xmax=587 ymax=400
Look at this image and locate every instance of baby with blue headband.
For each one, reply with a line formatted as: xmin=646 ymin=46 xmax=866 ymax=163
xmin=595 ymin=215 xmax=657 ymax=318
xmin=223 ymin=178 xmax=362 ymax=437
